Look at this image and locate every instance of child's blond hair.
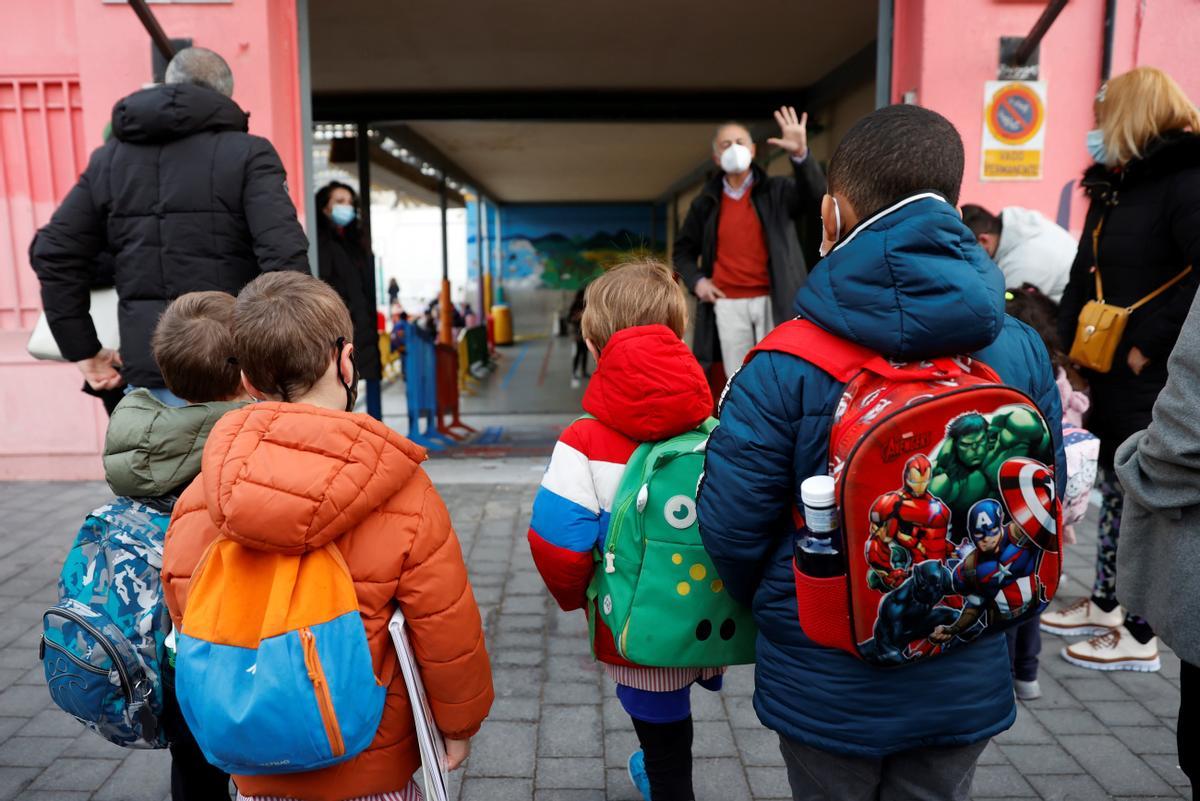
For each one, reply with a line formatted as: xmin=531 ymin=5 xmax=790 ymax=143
xmin=581 ymin=260 xmax=688 ymax=353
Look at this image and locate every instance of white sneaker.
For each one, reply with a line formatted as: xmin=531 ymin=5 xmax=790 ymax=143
xmin=1061 ymin=628 xmax=1161 ymax=672
xmin=570 ymin=377 xmax=581 ymax=389
xmin=1040 ymin=597 xmax=1125 ymax=637
xmin=1014 ymin=679 xmax=1041 ymax=700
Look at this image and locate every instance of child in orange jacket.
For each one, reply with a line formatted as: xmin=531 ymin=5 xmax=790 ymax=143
xmin=163 ymin=271 xmax=493 ymax=801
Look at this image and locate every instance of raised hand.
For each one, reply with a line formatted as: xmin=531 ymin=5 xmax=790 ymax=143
xmin=767 ymin=106 xmax=809 ymax=159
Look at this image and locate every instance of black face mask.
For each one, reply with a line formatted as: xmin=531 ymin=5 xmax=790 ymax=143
xmin=335 ymin=337 xmax=360 ymax=412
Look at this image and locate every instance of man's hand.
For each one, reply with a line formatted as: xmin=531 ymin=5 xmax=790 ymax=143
xmin=444 ymin=737 xmax=471 ymax=771
xmin=767 ymin=106 xmax=808 ymax=160
xmin=929 ymin=625 xmax=954 ymax=644
xmin=76 ymin=348 xmax=124 ymax=391
xmin=694 ymin=277 xmax=726 ymax=304
xmin=1127 ymin=346 xmax=1151 ymax=376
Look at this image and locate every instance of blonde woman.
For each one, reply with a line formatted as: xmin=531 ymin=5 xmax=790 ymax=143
xmin=1048 ymin=67 xmax=1200 ymax=670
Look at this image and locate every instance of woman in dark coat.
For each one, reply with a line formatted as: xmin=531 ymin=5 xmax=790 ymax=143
xmin=315 ymin=181 xmax=382 ymax=383
xmin=1046 ymin=67 xmax=1200 ymax=672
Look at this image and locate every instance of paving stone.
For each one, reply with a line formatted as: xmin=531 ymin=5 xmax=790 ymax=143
xmin=690 ymin=687 xmax=724 ymax=720
xmin=1088 ymin=700 xmax=1161 ymax=726
xmin=492 ymin=667 xmax=543 ymax=698
xmin=0 ymin=686 xmax=49 ymax=718
xmin=1060 ymin=676 xmax=1131 ymax=701
xmin=1028 ymin=706 xmax=1105 ymax=735
xmin=92 ymin=748 xmax=172 ymax=800
xmin=496 ymin=613 xmax=545 ymax=632
xmin=722 ymin=666 xmax=755 ymax=697
xmin=0 ymin=719 xmax=25 ymax=742
xmin=969 ymin=764 xmax=1037 ymax=797
xmin=997 ymin=743 xmax=1083 ymax=774
xmin=534 ymin=756 xmax=605 ymax=789
xmin=978 ymin=739 xmax=1010 ymax=765
xmin=539 ymin=706 xmax=601 ymax=757
xmin=487 ymin=697 xmax=540 ymax=722
xmin=501 ymin=595 xmax=546 ymax=615
xmin=724 ymin=697 xmax=763 ymax=730
xmin=533 ymin=790 xmax=606 ymax=801
xmin=602 ymin=698 xmax=634 ymax=731
xmin=692 ymin=756 xmax=750 ymax=800
xmin=16 ymin=711 xmax=85 ymax=739
xmin=1110 ymin=724 xmax=1181 ymax=755
xmin=28 ymin=756 xmax=118 ymax=791
xmin=995 ymin=708 xmax=1054 ymax=745
xmin=494 ymin=649 xmax=543 ymax=667
xmin=1024 ymin=772 xmax=1112 ymax=801
xmin=490 ymin=630 xmax=543 ymax=650
xmin=13 ymin=792 xmax=92 ymax=801
xmin=545 ymin=655 xmax=595 ymax=683
xmin=466 ymin=721 xmax=536 ymax=778
xmin=746 ymin=765 xmax=790 ymax=798
xmin=603 ymin=729 xmax=640 ymax=769
xmin=460 ymin=777 xmax=533 ymax=801
xmin=0 ymin=736 xmax=73 ymax=767
xmin=733 ymin=726 xmax=781 ymax=767
xmin=1058 ymin=734 xmax=1173 ymax=796
xmin=471 ymin=585 xmax=502 ymax=605
xmin=605 ymin=767 xmax=641 ymax=801
xmin=547 ymin=636 xmax=591 ymax=656
xmin=691 ymin=720 xmax=737 ymax=758
xmin=60 ymin=732 xmax=128 ymax=759
xmin=0 ymin=767 xmax=39 ymax=801
xmin=543 ymin=681 xmax=601 ymax=706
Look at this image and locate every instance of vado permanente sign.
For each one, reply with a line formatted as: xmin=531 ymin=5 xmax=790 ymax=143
xmin=982 ymin=80 xmax=1047 ymax=181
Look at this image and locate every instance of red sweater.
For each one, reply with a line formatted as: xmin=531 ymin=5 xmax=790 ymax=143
xmin=712 ymin=192 xmax=770 ymax=298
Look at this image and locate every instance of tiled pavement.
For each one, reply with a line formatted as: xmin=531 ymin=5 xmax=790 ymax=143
xmin=0 ymin=479 xmax=1187 ymax=800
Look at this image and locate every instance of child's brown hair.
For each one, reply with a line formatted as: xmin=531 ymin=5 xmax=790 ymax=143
xmin=233 ymin=271 xmax=353 ymax=402
xmin=151 ymin=291 xmax=241 ymax=402
xmin=580 ymin=260 xmax=687 ymax=353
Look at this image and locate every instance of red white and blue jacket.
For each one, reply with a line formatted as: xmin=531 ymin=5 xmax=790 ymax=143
xmin=528 ymin=324 xmax=713 ymax=666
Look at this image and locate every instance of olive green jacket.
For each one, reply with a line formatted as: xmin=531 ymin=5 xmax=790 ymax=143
xmin=103 ymin=389 xmax=245 ymax=498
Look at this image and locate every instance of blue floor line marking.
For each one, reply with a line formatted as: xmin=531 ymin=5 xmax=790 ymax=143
xmin=501 ymin=343 xmax=529 ymax=389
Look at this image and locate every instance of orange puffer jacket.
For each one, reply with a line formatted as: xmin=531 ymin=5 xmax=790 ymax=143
xmin=163 ymin=403 xmax=493 ymax=801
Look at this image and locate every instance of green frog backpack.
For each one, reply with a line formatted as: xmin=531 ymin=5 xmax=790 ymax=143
xmin=587 ymin=419 xmax=757 ymax=667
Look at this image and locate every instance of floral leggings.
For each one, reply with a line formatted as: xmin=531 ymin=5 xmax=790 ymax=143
xmin=1093 ymin=467 xmax=1150 ymax=629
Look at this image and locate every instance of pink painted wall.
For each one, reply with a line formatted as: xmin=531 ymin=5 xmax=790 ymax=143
xmin=890 ymin=0 xmax=1200 ymax=234
xmin=0 ymin=0 xmax=303 ymax=481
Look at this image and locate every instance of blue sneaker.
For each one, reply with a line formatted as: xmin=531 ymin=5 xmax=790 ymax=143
xmin=627 ymin=750 xmax=651 ymax=800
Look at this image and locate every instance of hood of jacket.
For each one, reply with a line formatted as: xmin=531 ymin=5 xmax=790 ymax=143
xmin=794 ymin=194 xmax=1006 ymax=359
xmin=995 ymin=206 xmax=1062 ymax=264
xmin=103 ymin=389 xmax=244 ymax=498
xmin=112 ymin=83 xmax=249 ymax=145
xmin=198 ymin=403 xmax=427 ymax=554
xmin=582 ymin=325 xmax=713 ymax=441
xmin=1083 ymin=131 xmax=1200 ymax=199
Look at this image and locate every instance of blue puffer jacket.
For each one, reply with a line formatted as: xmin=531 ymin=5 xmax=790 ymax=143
xmin=697 ymin=194 xmax=1065 ymax=757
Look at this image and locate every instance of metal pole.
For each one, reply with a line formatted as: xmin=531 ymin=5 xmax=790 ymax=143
xmin=296 ymin=0 xmax=318 ymax=276
xmin=476 ymin=198 xmax=486 ymax=323
xmin=128 ymin=0 xmax=177 ymax=63
xmin=1101 ymin=0 xmax=1118 ymax=80
xmin=1010 ymin=0 xmax=1070 ymax=68
xmin=356 ymin=122 xmax=382 ymax=420
xmin=875 ymin=0 xmax=894 ymax=108
xmin=438 ymin=176 xmax=453 ymax=345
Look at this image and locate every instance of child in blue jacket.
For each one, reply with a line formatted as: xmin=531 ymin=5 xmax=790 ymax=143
xmin=697 ymin=105 xmax=1065 ymax=801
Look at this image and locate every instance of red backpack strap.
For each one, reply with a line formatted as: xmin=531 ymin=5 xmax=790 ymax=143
xmin=747 ymin=319 xmax=974 ymax=383
xmin=746 ymin=319 xmax=877 ymax=382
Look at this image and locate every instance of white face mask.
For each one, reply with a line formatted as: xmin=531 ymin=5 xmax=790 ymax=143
xmin=719 ymin=143 xmax=753 ymax=175
xmin=819 ymin=197 xmax=842 ymax=258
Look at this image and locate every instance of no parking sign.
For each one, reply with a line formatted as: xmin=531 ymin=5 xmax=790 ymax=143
xmin=981 ymin=80 xmax=1047 ymax=181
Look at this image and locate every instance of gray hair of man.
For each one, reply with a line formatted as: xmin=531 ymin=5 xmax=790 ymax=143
xmin=164 ymin=47 xmax=234 ymax=97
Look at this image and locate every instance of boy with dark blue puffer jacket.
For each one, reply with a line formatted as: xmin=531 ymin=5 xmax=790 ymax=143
xmin=697 ymin=105 xmax=1066 ymax=800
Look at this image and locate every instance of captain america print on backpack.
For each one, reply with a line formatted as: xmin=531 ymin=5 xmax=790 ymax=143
xmin=748 ymin=319 xmax=1062 ymax=668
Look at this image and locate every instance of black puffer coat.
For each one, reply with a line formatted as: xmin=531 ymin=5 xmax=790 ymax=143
xmin=1058 ymin=132 xmax=1200 ymax=466
xmin=673 ymin=158 xmax=825 ymax=368
xmin=30 ymin=83 xmax=309 ymax=388
xmin=317 ymin=220 xmax=382 ymax=381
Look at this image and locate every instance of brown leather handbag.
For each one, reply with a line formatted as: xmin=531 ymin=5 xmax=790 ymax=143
xmin=1069 ymin=216 xmax=1193 ymax=373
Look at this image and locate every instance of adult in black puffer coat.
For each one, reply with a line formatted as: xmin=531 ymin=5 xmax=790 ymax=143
xmin=30 ymin=48 xmax=309 ymax=394
xmin=1051 ymin=66 xmax=1200 ymax=672
xmin=315 ymin=181 xmax=381 ymax=382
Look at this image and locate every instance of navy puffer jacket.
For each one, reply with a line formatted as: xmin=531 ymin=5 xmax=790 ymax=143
xmin=697 ymin=195 xmax=1065 ymax=757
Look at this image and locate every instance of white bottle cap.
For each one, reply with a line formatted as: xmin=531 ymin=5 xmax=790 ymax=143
xmin=800 ymin=475 xmax=836 ymax=508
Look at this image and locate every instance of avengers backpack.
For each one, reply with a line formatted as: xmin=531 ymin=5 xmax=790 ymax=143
xmin=588 ymin=419 xmax=757 ymax=667
xmin=748 ymin=320 xmax=1062 ymax=667
xmin=41 ymin=498 xmax=173 ymax=748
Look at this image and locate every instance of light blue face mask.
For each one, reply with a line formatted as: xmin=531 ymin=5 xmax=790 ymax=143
xmin=330 ymin=203 xmax=356 ymax=227
xmin=1086 ymin=129 xmax=1108 ymax=164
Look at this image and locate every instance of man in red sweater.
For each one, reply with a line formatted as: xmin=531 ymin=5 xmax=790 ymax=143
xmin=674 ymin=107 xmax=826 ymax=373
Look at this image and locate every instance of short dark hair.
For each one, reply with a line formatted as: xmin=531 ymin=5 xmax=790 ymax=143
xmin=152 ymin=292 xmax=241 ymax=402
xmin=961 ymin=204 xmax=1002 ymax=236
xmin=828 ymin=105 xmax=965 ymax=216
xmin=1005 ymin=283 xmax=1065 ymax=369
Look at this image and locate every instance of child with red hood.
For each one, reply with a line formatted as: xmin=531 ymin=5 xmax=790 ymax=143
xmin=528 ymin=260 xmax=723 ymax=801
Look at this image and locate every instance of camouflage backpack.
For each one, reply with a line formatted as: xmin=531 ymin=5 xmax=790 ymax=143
xmin=40 ymin=498 xmax=173 ymax=748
